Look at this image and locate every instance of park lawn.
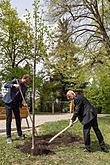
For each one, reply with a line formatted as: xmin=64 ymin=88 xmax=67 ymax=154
xmin=0 ymin=115 xmax=110 ymax=165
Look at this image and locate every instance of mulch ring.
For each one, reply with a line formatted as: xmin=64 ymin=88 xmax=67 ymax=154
xmin=16 ymin=133 xmax=83 ymax=156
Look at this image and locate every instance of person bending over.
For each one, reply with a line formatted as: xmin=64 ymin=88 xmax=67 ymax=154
xmin=67 ymin=90 xmax=108 ymax=153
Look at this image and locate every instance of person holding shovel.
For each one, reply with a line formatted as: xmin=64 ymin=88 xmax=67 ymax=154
xmin=67 ymin=90 xmax=108 ymax=153
xmin=3 ymin=74 xmax=30 ymax=144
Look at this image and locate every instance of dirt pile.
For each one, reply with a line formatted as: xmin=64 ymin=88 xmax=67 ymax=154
xmin=16 ymin=133 xmax=83 ymax=156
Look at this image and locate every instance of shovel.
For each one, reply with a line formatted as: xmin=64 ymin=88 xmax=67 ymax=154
xmin=16 ymin=79 xmax=38 ymax=135
xmin=48 ymin=118 xmax=78 ymax=143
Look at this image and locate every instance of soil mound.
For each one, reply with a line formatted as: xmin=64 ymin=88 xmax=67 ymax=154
xmin=16 ymin=133 xmax=83 ymax=156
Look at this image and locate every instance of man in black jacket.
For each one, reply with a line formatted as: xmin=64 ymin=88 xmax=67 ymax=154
xmin=3 ymin=74 xmax=30 ymax=144
xmin=67 ymin=90 xmax=108 ymax=152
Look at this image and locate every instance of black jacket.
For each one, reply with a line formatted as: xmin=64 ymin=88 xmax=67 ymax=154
xmin=71 ymin=95 xmax=97 ymax=125
xmin=3 ymin=79 xmax=27 ymax=107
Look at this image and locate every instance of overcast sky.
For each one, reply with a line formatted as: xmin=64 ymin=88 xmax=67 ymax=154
xmin=11 ymin=0 xmax=33 ymax=18
xmin=11 ymin=0 xmax=46 ymax=18
xmin=10 ymin=1 xmax=45 ymax=72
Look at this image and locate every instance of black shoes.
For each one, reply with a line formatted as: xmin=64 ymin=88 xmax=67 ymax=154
xmin=101 ymin=147 xmax=109 ymax=153
xmin=19 ymin=134 xmax=25 ymax=140
xmin=83 ymin=148 xmax=91 ymax=152
xmin=83 ymin=147 xmax=109 ymax=153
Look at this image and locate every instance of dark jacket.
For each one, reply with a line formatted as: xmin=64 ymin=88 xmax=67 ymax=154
xmin=71 ymin=95 xmax=97 ymax=125
xmin=3 ymin=78 xmax=27 ymax=107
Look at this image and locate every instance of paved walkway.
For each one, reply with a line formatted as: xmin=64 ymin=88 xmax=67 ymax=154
xmin=0 ymin=113 xmax=72 ymax=135
xmin=0 ymin=113 xmax=109 ymax=135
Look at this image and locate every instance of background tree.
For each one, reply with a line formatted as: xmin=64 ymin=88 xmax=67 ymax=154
xmin=46 ymin=0 xmax=110 ymax=79
xmin=44 ymin=0 xmax=110 ymax=113
xmin=37 ymin=18 xmax=84 ymax=112
xmin=0 ymin=0 xmax=34 ymax=81
xmin=47 ymin=0 xmax=110 ymax=55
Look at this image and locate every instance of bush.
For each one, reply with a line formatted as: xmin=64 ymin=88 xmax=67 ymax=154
xmin=96 ymin=106 xmax=102 ymax=114
xmin=62 ymin=107 xmax=69 ymax=113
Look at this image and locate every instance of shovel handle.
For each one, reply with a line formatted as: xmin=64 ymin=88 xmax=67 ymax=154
xmin=48 ymin=118 xmax=78 ymax=143
xmin=49 ymin=124 xmax=71 ymax=143
xmin=16 ymin=79 xmax=38 ymax=135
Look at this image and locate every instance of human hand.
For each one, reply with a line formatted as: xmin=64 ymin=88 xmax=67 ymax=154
xmin=69 ymin=119 xmax=73 ymax=127
xmin=22 ymin=102 xmax=27 ymax=107
xmin=69 ymin=118 xmax=78 ymax=127
xmin=13 ymin=84 xmax=19 ymax=88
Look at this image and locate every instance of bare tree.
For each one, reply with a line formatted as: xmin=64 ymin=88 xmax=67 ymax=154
xmin=47 ymin=0 xmax=110 ymax=55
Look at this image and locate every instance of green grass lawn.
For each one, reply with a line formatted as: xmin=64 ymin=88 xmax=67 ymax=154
xmin=0 ymin=116 xmax=110 ymax=165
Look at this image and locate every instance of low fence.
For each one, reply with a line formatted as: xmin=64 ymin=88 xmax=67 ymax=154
xmin=41 ymin=101 xmax=70 ymax=113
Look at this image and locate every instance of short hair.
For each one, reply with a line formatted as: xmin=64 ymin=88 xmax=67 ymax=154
xmin=22 ymin=74 xmax=30 ymax=79
xmin=67 ymin=90 xmax=75 ymax=96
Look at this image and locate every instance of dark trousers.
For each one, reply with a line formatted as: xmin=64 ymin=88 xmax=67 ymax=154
xmin=5 ymin=103 xmax=22 ymax=138
xmin=83 ymin=117 xmax=105 ymax=150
